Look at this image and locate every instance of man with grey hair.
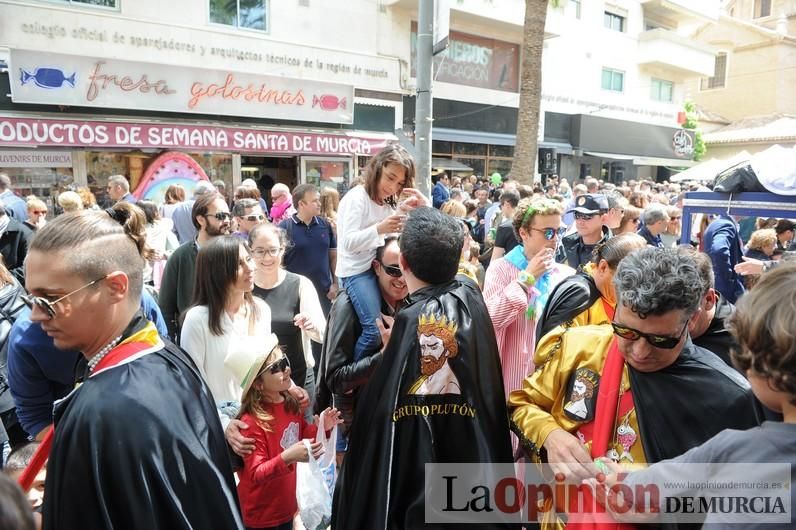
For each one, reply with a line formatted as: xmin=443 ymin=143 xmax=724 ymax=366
xmin=171 ymin=180 xmax=216 ymax=244
xmin=509 ymin=247 xmax=759 ymax=524
xmin=230 ymin=198 xmax=264 ymax=240
xmin=637 ymin=203 xmax=669 ymax=247
xmin=602 ymin=190 xmax=627 ymax=231
xmin=0 ymin=173 xmax=28 ymax=222
xmin=106 ymin=175 xmax=136 ymax=204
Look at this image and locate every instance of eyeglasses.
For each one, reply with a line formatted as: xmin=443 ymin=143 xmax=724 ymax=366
xmin=205 ymin=212 xmax=231 ymax=221
xmin=263 ymin=357 xmax=290 ymax=375
xmin=379 ymin=261 xmax=403 ymax=277
xmin=574 ymin=212 xmax=598 ymax=221
xmin=252 ymin=247 xmax=282 ymax=258
xmin=611 ymin=319 xmax=689 ymax=349
xmin=242 ymin=214 xmax=265 ymax=222
xmin=531 ymin=227 xmax=566 ymax=240
xmin=22 ymin=275 xmax=107 ymax=320
xmin=31 ymin=210 xmax=47 ymax=215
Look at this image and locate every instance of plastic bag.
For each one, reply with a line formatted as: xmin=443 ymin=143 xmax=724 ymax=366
xmin=712 ymin=162 xmax=767 ymax=193
xmin=296 ymin=417 xmax=337 ymax=530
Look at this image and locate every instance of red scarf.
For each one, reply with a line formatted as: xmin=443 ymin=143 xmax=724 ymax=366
xmin=17 ymin=341 xmax=154 ymax=492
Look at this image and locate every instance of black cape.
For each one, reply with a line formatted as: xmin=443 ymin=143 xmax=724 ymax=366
xmin=630 ymin=337 xmax=761 ymax=463
xmin=332 ymin=278 xmax=514 ymax=529
xmin=535 ymin=272 xmax=601 ymax=341
xmin=43 ymin=315 xmax=243 ymax=530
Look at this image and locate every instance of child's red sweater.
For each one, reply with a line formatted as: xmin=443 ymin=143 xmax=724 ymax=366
xmin=237 ymin=402 xmax=317 ymax=528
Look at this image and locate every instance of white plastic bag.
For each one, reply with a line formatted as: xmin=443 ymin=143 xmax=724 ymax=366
xmin=296 ymin=419 xmax=337 ymax=530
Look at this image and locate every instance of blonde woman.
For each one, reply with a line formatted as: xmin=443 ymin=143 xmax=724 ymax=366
xmin=57 ymin=191 xmax=83 ymax=213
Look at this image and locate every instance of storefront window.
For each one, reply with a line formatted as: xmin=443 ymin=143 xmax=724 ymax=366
xmin=0 ymin=167 xmax=67 ymax=214
xmin=453 ymin=143 xmax=487 ymax=156
xmin=452 ymin=157 xmax=484 ymax=176
xmin=489 ymin=145 xmax=514 ymax=158
xmin=189 ymin=153 xmax=233 ymax=193
xmin=487 ymin=158 xmax=512 ymax=178
xmin=302 ymin=157 xmax=352 ymax=197
xmin=86 ymin=151 xmax=146 ymax=207
xmin=432 ymin=140 xmax=453 ymax=155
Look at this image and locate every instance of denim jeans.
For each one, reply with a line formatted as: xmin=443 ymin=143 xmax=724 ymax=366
xmin=341 ymin=269 xmax=382 ymax=362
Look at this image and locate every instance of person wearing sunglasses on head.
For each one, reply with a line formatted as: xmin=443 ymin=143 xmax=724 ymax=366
xmin=158 ymin=192 xmax=231 ymax=341
xmin=509 ymin=247 xmax=760 ymax=527
xmin=555 ymin=193 xmax=612 ymax=270
xmin=230 ymin=198 xmax=265 ymax=241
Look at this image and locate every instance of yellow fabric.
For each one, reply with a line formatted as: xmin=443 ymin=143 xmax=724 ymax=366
xmin=563 ymin=264 xmax=613 ymax=331
xmin=120 ymin=321 xmax=162 ymax=349
xmin=509 ymin=324 xmax=646 ymax=529
xmin=457 ymin=261 xmax=479 ymax=283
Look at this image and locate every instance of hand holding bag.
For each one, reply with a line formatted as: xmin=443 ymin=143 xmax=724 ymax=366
xmin=296 ymin=438 xmax=333 ymax=530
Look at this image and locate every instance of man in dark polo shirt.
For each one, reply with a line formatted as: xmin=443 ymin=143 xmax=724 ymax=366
xmin=279 ymin=183 xmax=337 ymax=317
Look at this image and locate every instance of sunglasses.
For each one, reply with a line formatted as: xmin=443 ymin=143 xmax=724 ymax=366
xmin=31 ymin=210 xmax=47 ymax=215
xmin=379 ymin=261 xmax=402 ymax=277
xmin=252 ymin=247 xmax=282 ymax=258
xmin=22 ymin=275 xmax=107 ymax=320
xmin=531 ymin=227 xmax=565 ymax=240
xmin=205 ymin=212 xmax=231 ymax=221
xmin=574 ymin=212 xmax=598 ymax=221
xmin=611 ymin=320 xmax=689 ymax=349
xmin=263 ymin=357 xmax=290 ymax=375
xmin=242 ymin=214 xmax=265 ymax=222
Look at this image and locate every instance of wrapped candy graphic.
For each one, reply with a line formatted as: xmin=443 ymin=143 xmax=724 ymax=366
xmin=312 ymin=94 xmax=347 ymax=111
xmin=20 ymin=68 xmax=76 ymax=89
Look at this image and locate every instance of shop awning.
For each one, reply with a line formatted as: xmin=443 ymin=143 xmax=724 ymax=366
xmin=633 ymin=156 xmax=697 ymax=167
xmin=431 ymin=158 xmax=473 ymax=172
xmin=584 ymin=151 xmax=636 ymax=160
xmin=539 ymin=141 xmax=573 ymax=155
xmin=433 ymin=127 xmax=516 ymax=146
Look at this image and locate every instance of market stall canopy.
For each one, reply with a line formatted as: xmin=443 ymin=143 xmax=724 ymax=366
xmin=430 ymin=158 xmax=473 ymax=172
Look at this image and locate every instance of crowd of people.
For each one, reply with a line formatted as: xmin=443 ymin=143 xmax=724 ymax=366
xmin=0 ymin=144 xmax=793 ymax=530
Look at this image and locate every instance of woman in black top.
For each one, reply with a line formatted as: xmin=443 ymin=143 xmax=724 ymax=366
xmin=249 ymin=224 xmax=325 ymax=414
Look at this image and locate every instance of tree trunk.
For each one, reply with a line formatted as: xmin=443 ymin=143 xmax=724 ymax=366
xmin=511 ymin=0 xmax=550 ymax=185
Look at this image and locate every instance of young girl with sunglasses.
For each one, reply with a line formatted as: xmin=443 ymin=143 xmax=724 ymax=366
xmin=335 ymin=144 xmax=427 ymax=362
xmin=235 ymin=338 xmax=341 ymax=530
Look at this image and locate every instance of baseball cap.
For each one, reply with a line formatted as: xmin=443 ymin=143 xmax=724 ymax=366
xmin=567 ymin=193 xmax=609 ymax=215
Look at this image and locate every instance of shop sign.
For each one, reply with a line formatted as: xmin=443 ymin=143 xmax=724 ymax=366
xmin=673 ymin=129 xmax=695 ymax=158
xmin=0 ymin=117 xmax=391 ymax=156
xmin=9 ymin=49 xmax=354 ymax=124
xmin=410 ymin=22 xmax=519 ymax=92
xmin=0 ymin=150 xmax=72 ymax=167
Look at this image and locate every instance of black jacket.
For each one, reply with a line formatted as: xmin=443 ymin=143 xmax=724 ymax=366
xmin=555 ymin=225 xmax=611 ymax=270
xmin=0 ymin=219 xmax=32 ymax=283
xmin=536 ymin=271 xmax=601 ymax=341
xmin=0 ymin=279 xmax=29 ymax=445
xmin=315 ymin=291 xmax=393 ymax=432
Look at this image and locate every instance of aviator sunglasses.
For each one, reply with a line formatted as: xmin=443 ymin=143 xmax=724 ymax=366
xmin=611 ymin=320 xmax=689 ymax=349
xmin=379 ymin=261 xmax=403 ymax=278
xmin=574 ymin=212 xmax=598 ymax=221
xmin=22 ymin=275 xmax=108 ymax=320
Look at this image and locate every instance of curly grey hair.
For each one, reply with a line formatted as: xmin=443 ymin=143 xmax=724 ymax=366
xmin=614 ymin=247 xmax=703 ymax=319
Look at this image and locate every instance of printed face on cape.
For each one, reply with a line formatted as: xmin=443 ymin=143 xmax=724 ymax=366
xmin=408 ymin=313 xmax=461 ymax=395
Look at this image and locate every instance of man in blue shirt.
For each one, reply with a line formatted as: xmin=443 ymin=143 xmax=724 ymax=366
xmin=280 ymin=184 xmax=338 ymax=318
xmin=0 ymin=173 xmax=28 ymax=222
xmin=637 ymin=203 xmax=669 ymax=248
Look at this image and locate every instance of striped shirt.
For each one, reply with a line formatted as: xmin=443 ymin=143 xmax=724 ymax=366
xmin=483 ymin=258 xmax=575 ymax=400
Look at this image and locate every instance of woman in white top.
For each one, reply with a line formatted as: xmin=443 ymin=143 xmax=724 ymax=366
xmin=249 ymin=223 xmax=325 ymax=414
xmin=335 ymin=144 xmax=427 ymax=363
xmin=180 ymin=235 xmax=271 ymax=424
xmin=138 ymin=200 xmax=179 ymax=289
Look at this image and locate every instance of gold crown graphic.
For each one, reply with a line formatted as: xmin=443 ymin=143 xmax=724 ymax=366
xmin=418 ymin=312 xmax=458 ymax=335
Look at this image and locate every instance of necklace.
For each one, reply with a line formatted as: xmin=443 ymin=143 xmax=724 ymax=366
xmin=87 ymin=335 xmax=123 ymax=372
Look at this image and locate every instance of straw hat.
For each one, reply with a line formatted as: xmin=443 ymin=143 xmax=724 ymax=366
xmin=224 ymin=333 xmax=280 ymax=399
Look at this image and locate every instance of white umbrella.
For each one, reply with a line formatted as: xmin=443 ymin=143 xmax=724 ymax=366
xmin=750 ymin=145 xmax=796 ymax=195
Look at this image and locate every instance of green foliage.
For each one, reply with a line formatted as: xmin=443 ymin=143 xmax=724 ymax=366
xmin=682 ymin=101 xmax=706 ymax=161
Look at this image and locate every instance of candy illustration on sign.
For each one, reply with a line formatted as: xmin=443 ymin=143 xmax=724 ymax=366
xmin=312 ymin=94 xmax=346 ymax=111
xmin=20 ymin=68 xmax=76 ymax=89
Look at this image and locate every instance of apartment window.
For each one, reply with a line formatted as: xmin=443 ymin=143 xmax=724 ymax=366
xmin=210 ymin=0 xmax=268 ymax=31
xmin=53 ymin=0 xmax=117 ymax=7
xmin=651 ymin=78 xmax=674 ymax=102
xmin=754 ymin=0 xmax=772 ymax=18
xmin=701 ymin=52 xmax=727 ymax=90
xmin=601 ymin=68 xmax=624 ymax=92
xmin=604 ymin=11 xmax=625 ymax=32
xmin=569 ymin=0 xmax=581 ymax=19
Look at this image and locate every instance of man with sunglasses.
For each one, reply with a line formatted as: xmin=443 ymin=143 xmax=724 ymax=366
xmin=509 ymin=247 xmax=759 ymax=526
xmin=315 ymin=236 xmax=406 ymax=465
xmin=556 ymin=193 xmax=612 ymax=270
xmin=230 ymin=198 xmax=265 ymax=241
xmin=158 ymin=192 xmax=231 ymax=340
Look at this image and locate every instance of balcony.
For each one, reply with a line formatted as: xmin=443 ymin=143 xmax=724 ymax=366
xmin=640 ymin=0 xmax=720 ymax=23
xmin=637 ymin=29 xmax=717 ymax=77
